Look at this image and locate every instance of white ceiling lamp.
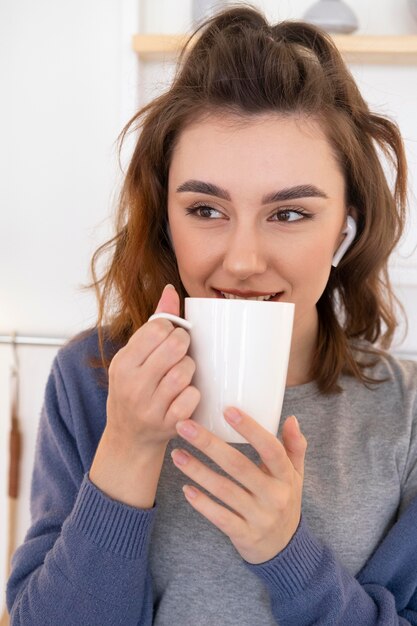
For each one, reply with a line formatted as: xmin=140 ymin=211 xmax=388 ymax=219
xmin=303 ymin=0 xmax=359 ymax=34
xmin=191 ymin=1 xmax=228 ymax=27
xmin=409 ymin=0 xmax=417 ymax=22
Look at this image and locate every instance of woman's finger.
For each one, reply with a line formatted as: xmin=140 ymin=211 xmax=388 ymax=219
xmin=175 ymin=417 xmax=281 ymax=495
xmin=171 ymin=448 xmax=253 ymax=515
xmin=181 ymin=483 xmax=246 ymax=540
xmin=153 ymin=283 xmax=179 ymax=315
xmin=223 ymin=407 xmax=293 ymax=478
xmin=160 ymin=381 xmax=201 ymax=429
xmin=119 ymin=285 xmax=181 ymax=368
xmin=141 ymin=326 xmax=191 ymax=386
xmin=281 ymin=415 xmax=307 ymax=478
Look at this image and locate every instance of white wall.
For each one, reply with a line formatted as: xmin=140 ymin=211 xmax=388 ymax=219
xmin=0 ymin=0 xmax=141 ymax=614
xmin=1 ymin=0 xmax=417 ymax=616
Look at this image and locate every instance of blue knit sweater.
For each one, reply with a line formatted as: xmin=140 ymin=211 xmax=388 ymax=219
xmin=6 ymin=332 xmax=417 ymax=625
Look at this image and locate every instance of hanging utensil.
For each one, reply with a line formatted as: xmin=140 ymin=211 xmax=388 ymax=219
xmin=0 ymin=334 xmax=22 ymax=626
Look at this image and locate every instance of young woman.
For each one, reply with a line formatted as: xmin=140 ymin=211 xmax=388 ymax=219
xmin=7 ymin=5 xmax=417 ymax=625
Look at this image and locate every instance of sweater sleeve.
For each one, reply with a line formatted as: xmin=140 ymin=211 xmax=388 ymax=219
xmin=399 ymin=381 xmax=417 ymax=515
xmin=6 ymin=357 xmax=156 ymax=625
xmin=245 ymin=496 xmax=417 ymax=625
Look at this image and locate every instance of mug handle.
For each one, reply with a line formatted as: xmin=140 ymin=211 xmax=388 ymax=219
xmin=148 ymin=312 xmax=192 ymax=331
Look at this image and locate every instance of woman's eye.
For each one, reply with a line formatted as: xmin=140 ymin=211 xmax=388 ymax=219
xmin=185 ymin=204 xmax=311 ymax=222
xmin=185 ymin=205 xmax=223 ymax=219
xmin=273 ymin=209 xmax=308 ymax=222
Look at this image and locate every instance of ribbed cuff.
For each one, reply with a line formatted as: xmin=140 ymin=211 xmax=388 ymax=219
xmin=245 ymin=517 xmax=324 ymax=600
xmin=69 ymin=473 xmax=157 ymax=560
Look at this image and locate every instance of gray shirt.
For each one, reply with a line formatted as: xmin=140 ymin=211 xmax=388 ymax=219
xmin=149 ymin=351 xmax=417 ymax=625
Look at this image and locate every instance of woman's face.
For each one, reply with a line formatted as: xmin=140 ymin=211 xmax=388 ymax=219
xmin=167 ymin=112 xmax=347 ymax=344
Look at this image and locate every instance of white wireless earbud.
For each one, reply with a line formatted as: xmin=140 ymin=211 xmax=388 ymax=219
xmin=331 ymin=215 xmax=357 ymax=267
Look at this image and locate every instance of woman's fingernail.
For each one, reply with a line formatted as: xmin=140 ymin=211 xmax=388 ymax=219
xmin=165 ymin=284 xmax=175 ymax=290
xmin=171 ymin=449 xmax=189 ymax=466
xmin=224 ymin=407 xmax=242 ymax=424
xmin=292 ymin=415 xmax=300 ymax=433
xmin=176 ymin=420 xmax=198 ymax=438
xmin=183 ymin=485 xmax=198 ymax=499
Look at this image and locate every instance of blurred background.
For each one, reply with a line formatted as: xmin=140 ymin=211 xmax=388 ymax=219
xmin=1 ymin=0 xmax=417 ymax=616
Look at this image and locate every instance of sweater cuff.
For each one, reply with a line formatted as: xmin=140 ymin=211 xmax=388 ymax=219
xmin=244 ymin=516 xmax=324 ymax=600
xmin=68 ymin=473 xmax=157 ymax=560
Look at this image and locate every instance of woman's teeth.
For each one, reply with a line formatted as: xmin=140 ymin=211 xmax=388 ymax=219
xmin=220 ymin=292 xmax=278 ymax=301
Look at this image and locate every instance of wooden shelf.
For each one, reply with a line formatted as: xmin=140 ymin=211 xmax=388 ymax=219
xmin=132 ymin=34 xmax=417 ymax=64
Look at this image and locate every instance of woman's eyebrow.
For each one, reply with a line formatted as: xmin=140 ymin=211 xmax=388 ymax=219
xmin=263 ymin=184 xmax=329 ymax=203
xmin=176 ymin=180 xmax=228 ymax=198
xmin=176 ymin=179 xmax=329 ymax=203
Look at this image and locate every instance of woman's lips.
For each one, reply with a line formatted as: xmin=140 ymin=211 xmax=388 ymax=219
xmin=213 ymin=288 xmax=283 ymax=301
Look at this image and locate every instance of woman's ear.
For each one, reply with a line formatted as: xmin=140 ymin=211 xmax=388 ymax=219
xmin=332 ymin=215 xmax=357 ymax=267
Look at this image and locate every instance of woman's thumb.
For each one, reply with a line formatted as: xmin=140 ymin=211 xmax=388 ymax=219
xmin=281 ymin=415 xmax=307 ymax=478
xmin=155 ymin=284 xmax=180 ymax=316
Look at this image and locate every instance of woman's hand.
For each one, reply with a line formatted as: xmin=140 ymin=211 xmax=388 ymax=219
xmin=171 ymin=409 xmax=307 ymax=564
xmin=105 ymin=284 xmax=201 ymax=449
xmin=90 ymin=285 xmax=200 ymax=509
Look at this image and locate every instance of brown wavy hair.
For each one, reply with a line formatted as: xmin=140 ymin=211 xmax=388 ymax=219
xmin=89 ymin=3 xmax=407 ymax=393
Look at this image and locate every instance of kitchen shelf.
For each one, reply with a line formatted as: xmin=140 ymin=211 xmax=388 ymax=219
xmin=132 ymin=34 xmax=417 ymax=64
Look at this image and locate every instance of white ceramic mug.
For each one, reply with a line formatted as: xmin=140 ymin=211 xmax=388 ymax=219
xmin=149 ymin=298 xmax=294 ymax=443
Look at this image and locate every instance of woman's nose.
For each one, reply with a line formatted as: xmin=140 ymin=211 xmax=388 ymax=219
xmin=221 ymin=230 xmax=268 ymax=279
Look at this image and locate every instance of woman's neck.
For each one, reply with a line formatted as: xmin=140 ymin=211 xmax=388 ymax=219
xmin=286 ymin=309 xmax=318 ymax=387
